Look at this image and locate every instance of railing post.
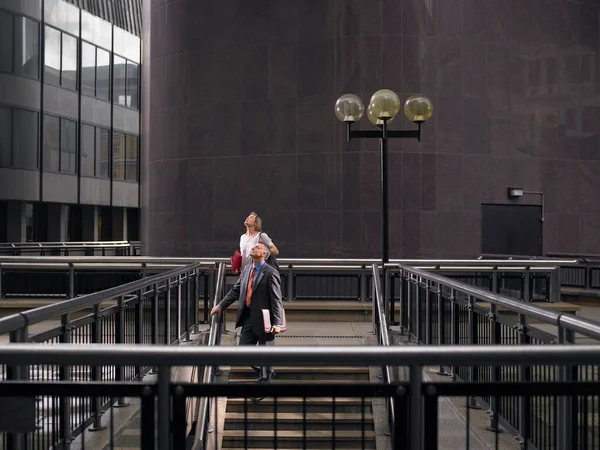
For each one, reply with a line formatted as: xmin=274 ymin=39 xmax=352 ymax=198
xmin=398 ymin=270 xmax=405 ymax=333
xmin=384 ymin=268 xmax=391 ymax=326
xmin=287 ymin=265 xmax=294 ymax=302
xmin=467 ymin=295 xmax=481 ymax=410
xmin=135 ymin=288 xmax=143 ymax=377
xmin=60 ymin=313 xmax=72 ymax=448
xmin=517 ymin=313 xmax=530 ymax=446
xmin=115 ymin=295 xmax=129 ymax=407
xmin=194 ymin=270 xmax=200 ymax=332
xmin=152 ymin=283 xmax=159 ymax=345
xmin=360 ymin=265 xmax=367 ymax=303
xmin=157 ymin=365 xmax=171 ymax=450
xmin=557 ymin=327 xmax=576 ymax=449
xmin=393 ymin=386 xmax=408 ymax=449
xmin=68 ymin=263 xmax=75 ymax=299
xmin=7 ymin=325 xmax=29 ymax=450
xmin=409 ymin=365 xmax=422 ymax=450
xmin=177 ymin=274 xmax=182 ymax=342
xmin=0 ymin=262 xmax=3 ymax=298
xmin=371 ymin=268 xmax=377 ymax=335
xmin=183 ymin=271 xmax=191 ymax=341
xmin=549 ymin=267 xmax=561 ymax=303
xmin=165 ymin=280 xmax=171 ymax=344
xmin=407 ymin=276 xmax=413 ymax=339
xmin=425 ymin=280 xmax=432 ymax=346
xmin=523 ymin=271 xmax=530 ymax=303
xmin=436 ymin=284 xmax=450 ymax=376
xmin=450 ymin=289 xmax=459 ymax=378
xmin=90 ymin=303 xmax=106 ymax=431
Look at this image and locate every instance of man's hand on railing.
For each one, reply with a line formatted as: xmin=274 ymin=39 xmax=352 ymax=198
xmin=210 ymin=305 xmax=222 ymax=316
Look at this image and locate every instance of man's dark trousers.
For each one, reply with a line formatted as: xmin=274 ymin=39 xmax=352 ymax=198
xmin=239 ymin=308 xmax=274 ymax=380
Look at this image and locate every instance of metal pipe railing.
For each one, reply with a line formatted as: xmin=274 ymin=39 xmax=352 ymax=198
xmin=0 ymin=343 xmax=598 ymax=366
xmin=0 ymin=261 xmax=208 ymax=335
xmin=192 ymin=262 xmax=226 ymax=450
xmin=397 ymin=264 xmax=600 ymax=340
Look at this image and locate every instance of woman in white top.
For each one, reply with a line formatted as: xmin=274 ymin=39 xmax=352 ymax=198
xmin=238 ymin=212 xmax=279 ymax=272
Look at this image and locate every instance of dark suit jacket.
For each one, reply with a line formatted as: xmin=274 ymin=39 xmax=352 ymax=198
xmin=218 ymin=262 xmax=284 ymax=338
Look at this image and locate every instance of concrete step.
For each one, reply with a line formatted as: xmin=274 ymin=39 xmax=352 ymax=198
xmin=226 ymin=397 xmax=373 ymax=414
xmin=228 ymin=366 xmax=369 ymax=381
xmin=222 ymin=300 xmax=398 ymax=322
xmin=224 ymin=412 xmax=374 ymax=431
xmin=221 ymin=430 xmax=376 ymax=449
xmin=226 ymin=378 xmax=363 ymax=384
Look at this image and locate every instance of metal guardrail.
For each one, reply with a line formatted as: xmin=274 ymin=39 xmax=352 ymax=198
xmin=0 ymin=262 xmax=209 ymax=449
xmin=192 ymin=262 xmax=226 ymax=450
xmin=0 ymin=344 xmax=599 ymax=449
xmin=0 ymin=256 xmax=575 ymax=301
xmin=392 ymin=263 xmax=600 ymax=449
xmin=0 ymin=241 xmax=141 ymax=257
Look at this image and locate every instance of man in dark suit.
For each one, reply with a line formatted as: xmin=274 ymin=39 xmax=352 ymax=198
xmin=211 ymin=242 xmax=284 ymax=392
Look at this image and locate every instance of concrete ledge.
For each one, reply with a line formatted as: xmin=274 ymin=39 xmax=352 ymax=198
xmin=477 ymin=301 xmax=580 ymax=314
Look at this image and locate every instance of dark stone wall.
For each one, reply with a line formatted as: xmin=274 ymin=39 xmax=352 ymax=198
xmin=142 ymin=0 xmax=600 ymax=258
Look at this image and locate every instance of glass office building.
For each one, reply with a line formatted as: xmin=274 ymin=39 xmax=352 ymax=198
xmin=0 ymin=0 xmax=141 ymax=242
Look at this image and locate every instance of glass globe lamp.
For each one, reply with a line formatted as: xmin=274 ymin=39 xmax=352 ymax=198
xmin=334 ymin=94 xmax=365 ymax=122
xmin=368 ymin=89 xmax=401 ymax=121
xmin=404 ymin=94 xmax=434 ymax=123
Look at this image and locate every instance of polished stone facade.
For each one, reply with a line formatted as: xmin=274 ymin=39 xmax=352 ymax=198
xmin=143 ymin=0 xmax=600 ymax=258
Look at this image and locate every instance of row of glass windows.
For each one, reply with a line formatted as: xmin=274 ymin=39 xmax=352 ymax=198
xmin=44 ymin=24 xmax=139 ymax=109
xmin=0 ymin=11 xmax=40 ymax=79
xmin=0 ymin=104 xmax=138 ymax=180
xmin=0 ymin=106 xmax=39 ymax=170
xmin=0 ymin=10 xmax=139 ymax=110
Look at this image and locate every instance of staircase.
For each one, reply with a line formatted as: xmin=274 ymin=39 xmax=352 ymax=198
xmin=221 ymin=366 xmax=377 ymax=449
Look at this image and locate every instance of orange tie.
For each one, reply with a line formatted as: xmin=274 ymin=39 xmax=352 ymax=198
xmin=246 ymin=267 xmax=256 ymax=307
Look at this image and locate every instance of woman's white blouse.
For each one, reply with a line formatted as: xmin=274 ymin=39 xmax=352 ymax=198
xmin=239 ymin=232 xmax=274 ymax=270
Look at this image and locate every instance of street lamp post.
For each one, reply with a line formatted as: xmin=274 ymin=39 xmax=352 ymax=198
xmin=334 ymin=90 xmax=434 ymax=267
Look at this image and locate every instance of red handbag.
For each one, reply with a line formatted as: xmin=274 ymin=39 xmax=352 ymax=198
xmin=231 ymin=250 xmax=242 ymax=273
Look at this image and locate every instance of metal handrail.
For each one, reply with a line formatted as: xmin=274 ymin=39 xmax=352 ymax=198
xmin=0 ymin=241 xmax=138 ymax=247
xmin=193 ymin=262 xmax=226 ymax=450
xmin=1 ymin=344 xmax=599 ymax=366
xmin=0 ymin=255 xmax=581 ymax=266
xmin=398 ymin=264 xmax=600 ymax=340
xmin=371 ymin=264 xmax=396 ymax=433
xmin=0 ymin=261 xmax=206 ymax=335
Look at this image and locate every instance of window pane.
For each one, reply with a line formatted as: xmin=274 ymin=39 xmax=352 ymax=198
xmin=125 ymin=134 xmax=138 ymax=181
xmin=25 ymin=203 xmax=34 ymax=242
xmin=81 ymin=124 xmax=95 ymax=177
xmin=96 ymin=127 xmax=109 ymax=178
xmin=113 ymin=132 xmax=125 ymax=180
xmin=113 ymin=56 xmax=127 ymax=107
xmin=13 ymin=109 xmax=38 ymax=169
xmin=61 ymin=33 xmax=77 ymax=91
xmin=96 ymin=48 xmax=110 ymax=101
xmin=0 ymin=106 xmax=12 ymax=167
xmin=43 ymin=114 xmax=60 ymax=172
xmin=44 ymin=26 xmax=61 ymax=86
xmin=0 ymin=11 xmax=14 ymax=73
xmin=126 ymin=61 xmax=139 ymax=110
xmin=81 ymin=42 xmax=96 ymax=97
xmin=14 ymin=17 xmax=39 ymax=79
xmin=60 ymin=118 xmax=77 ymax=174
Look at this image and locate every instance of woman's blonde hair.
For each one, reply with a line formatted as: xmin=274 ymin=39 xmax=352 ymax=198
xmin=249 ymin=211 xmax=262 ymax=232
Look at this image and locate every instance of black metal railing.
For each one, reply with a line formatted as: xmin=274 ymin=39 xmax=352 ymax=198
xmin=0 ymin=262 xmax=210 ymax=450
xmin=0 ymin=345 xmax=599 ymax=449
xmin=0 ymin=241 xmax=141 ymax=257
xmin=0 ymin=256 xmax=574 ymax=303
xmin=391 ymin=263 xmax=600 ymax=449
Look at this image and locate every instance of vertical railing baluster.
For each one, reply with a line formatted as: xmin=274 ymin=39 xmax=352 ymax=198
xmin=165 ymin=280 xmax=171 ymax=345
xmin=135 ymin=289 xmax=143 ymax=378
xmin=115 ymin=295 xmax=129 ymax=407
xmin=423 ymin=386 xmax=438 ymax=450
xmin=557 ymin=327 xmax=575 ymax=449
xmin=90 ymin=304 xmax=106 ymax=431
xmin=425 ymin=280 xmax=432 ymax=345
xmin=60 ymin=314 xmax=72 ymax=448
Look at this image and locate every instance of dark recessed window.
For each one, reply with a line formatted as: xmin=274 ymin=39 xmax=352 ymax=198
xmin=12 ymin=108 xmax=39 ymax=169
xmin=43 ymin=114 xmax=60 ymax=172
xmin=0 ymin=11 xmax=14 ymax=73
xmin=97 ymin=127 xmax=110 ymax=178
xmin=60 ymin=118 xmax=77 ymax=174
xmin=113 ymin=131 xmax=125 ymax=180
xmin=125 ymin=134 xmax=138 ymax=181
xmin=81 ymin=123 xmax=95 ymax=177
xmin=0 ymin=106 xmax=12 ymax=167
